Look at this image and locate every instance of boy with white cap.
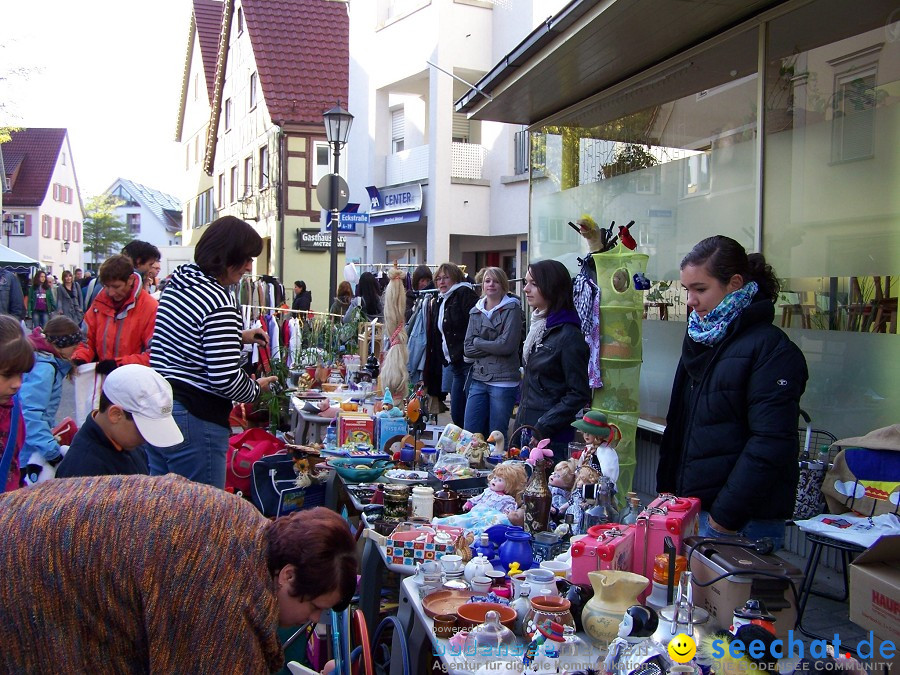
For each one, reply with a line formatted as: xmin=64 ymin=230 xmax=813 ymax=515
xmin=56 ymin=365 xmax=183 ymax=478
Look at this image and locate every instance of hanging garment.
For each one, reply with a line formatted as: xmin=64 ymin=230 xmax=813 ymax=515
xmin=407 ymin=297 xmax=428 ymax=383
xmin=573 ymin=266 xmax=603 ymax=389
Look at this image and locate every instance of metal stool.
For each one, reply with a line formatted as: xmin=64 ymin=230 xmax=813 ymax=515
xmin=795 ymin=532 xmax=866 ymax=649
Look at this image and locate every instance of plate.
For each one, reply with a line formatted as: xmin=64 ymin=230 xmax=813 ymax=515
xmin=422 ymin=589 xmax=477 ymax=618
xmin=384 ymin=469 xmax=430 ymax=485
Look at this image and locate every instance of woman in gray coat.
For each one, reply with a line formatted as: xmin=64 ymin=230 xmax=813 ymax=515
xmin=463 ymin=267 xmax=523 ymax=439
xmin=55 ymin=269 xmax=84 ymax=326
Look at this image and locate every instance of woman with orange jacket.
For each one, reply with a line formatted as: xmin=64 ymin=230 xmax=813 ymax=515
xmin=71 ymin=254 xmax=157 ymax=374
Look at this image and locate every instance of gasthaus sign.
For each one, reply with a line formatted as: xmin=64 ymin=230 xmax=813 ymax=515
xmin=296 ymin=228 xmax=346 ymax=252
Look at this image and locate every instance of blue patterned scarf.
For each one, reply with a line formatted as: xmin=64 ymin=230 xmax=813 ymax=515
xmin=687 ymin=281 xmax=758 ymax=346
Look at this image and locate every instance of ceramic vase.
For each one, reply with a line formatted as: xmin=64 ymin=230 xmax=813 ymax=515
xmin=581 ymin=570 xmax=649 ymax=650
xmin=523 ymin=595 xmax=576 ymax=637
xmin=499 ymin=529 xmax=534 ymax=572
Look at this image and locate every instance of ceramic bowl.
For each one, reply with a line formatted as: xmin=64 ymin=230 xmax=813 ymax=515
xmin=326 ymin=458 xmax=393 ymax=482
xmin=383 ymin=469 xmax=430 ymax=485
xmin=456 ymin=602 xmax=517 ymax=630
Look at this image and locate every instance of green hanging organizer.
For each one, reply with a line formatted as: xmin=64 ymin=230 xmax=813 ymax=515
xmin=591 ymin=242 xmax=649 ymax=506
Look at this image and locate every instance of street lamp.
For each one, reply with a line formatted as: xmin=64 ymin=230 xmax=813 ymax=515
xmin=2 ymin=213 xmax=14 ymax=249
xmin=323 ymin=104 xmax=353 ymax=303
xmin=62 ymin=240 xmax=70 ymax=255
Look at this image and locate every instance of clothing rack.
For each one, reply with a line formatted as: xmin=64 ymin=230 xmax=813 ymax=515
xmin=247 ymin=305 xmax=344 ymax=319
xmin=359 ymin=262 xmax=468 ymax=273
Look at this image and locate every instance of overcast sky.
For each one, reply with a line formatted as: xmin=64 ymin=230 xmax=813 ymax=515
xmin=1 ymin=0 xmax=191 ymax=201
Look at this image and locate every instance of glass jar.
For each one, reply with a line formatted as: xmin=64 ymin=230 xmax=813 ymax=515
xmin=383 ymin=484 xmax=410 ymax=520
xmin=411 ymin=485 xmax=435 ymax=519
xmin=462 ymin=610 xmax=516 ymax=669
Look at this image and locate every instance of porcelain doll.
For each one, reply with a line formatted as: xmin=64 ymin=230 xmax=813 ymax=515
xmin=558 ymin=465 xmax=600 ymax=535
xmin=463 ymin=462 xmax=527 ymax=515
xmin=549 ymin=460 xmax=576 ymax=520
xmin=603 ymin=605 xmax=670 ymax=675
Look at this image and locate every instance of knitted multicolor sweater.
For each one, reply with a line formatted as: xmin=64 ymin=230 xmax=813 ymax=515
xmin=0 ymin=474 xmax=283 ymax=673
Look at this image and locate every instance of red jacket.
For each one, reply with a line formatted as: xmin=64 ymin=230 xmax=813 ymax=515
xmin=72 ymin=273 xmax=157 ymax=367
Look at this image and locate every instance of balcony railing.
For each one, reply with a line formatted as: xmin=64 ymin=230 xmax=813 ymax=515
xmin=384 ymin=143 xmax=487 ymax=186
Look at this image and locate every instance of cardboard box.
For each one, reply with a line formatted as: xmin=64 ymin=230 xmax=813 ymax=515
xmin=338 ymin=413 xmax=375 ymax=447
xmin=849 ymin=535 xmax=900 ymax=644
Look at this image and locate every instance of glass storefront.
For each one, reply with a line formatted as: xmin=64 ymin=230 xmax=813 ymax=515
xmin=529 ymin=1 xmax=900 ymax=437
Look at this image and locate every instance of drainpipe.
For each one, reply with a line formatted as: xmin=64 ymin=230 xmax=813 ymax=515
xmin=277 ymin=128 xmax=286 ymax=281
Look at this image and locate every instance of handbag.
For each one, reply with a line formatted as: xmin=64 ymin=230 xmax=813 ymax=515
xmin=250 ymin=452 xmax=321 ymax=518
xmin=793 ymin=420 xmax=827 ymax=520
xmin=226 ymin=427 xmax=285 ymax=496
xmin=1 ymin=395 xmax=22 ymax=493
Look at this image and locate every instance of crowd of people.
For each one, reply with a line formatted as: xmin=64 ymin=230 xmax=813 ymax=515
xmin=0 ymin=220 xmax=809 ymax=669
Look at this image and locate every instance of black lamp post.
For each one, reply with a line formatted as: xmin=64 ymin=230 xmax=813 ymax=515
xmin=62 ymin=240 xmax=70 ymax=255
xmin=323 ymin=104 xmax=354 ymax=303
xmin=2 ymin=213 xmax=13 ymax=249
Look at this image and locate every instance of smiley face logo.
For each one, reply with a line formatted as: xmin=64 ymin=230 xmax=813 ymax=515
xmin=668 ymin=633 xmax=697 ymax=663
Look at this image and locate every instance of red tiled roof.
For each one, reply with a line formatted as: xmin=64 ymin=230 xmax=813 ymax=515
xmin=242 ymin=0 xmax=349 ymax=125
xmin=3 ymin=128 xmax=66 ymax=207
xmin=194 ymin=0 xmax=224 ymax=105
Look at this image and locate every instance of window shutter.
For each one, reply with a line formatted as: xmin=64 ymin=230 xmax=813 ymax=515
xmin=24 ymin=215 xmax=32 ymax=237
xmin=54 ymin=218 xmax=60 ymax=240
xmin=72 ymin=221 xmax=80 ymax=242
xmin=67 ymin=187 xmax=73 ymax=204
xmin=391 ymin=109 xmax=405 ymax=142
xmin=452 ymin=113 xmax=470 ymax=142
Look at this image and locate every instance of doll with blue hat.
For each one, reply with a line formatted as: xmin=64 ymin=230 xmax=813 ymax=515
xmin=376 ymin=389 xmax=403 ymax=418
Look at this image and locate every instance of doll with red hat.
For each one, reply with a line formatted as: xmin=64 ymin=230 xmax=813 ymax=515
xmin=572 ymin=409 xmax=621 ymax=482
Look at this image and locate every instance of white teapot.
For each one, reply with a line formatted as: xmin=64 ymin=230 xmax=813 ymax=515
xmin=464 ymin=554 xmax=495 ymax=584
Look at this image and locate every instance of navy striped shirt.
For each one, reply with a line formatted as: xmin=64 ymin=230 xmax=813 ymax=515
xmin=150 ymin=264 xmax=258 ymax=406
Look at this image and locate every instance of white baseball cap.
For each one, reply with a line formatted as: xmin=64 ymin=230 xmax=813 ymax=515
xmin=102 ymin=364 xmax=184 ymax=447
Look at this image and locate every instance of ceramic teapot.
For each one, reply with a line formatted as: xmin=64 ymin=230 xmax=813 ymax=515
xmin=464 ymin=554 xmax=495 ymax=584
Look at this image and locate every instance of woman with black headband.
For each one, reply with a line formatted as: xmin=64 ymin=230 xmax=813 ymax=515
xmin=17 ymin=316 xmax=84 ymax=484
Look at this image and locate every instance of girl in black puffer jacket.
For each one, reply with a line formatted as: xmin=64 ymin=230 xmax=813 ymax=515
xmin=657 ymin=235 xmax=808 ymax=550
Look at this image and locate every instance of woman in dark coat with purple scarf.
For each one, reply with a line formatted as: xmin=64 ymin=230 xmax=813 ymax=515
xmin=514 ymin=259 xmax=591 ymax=462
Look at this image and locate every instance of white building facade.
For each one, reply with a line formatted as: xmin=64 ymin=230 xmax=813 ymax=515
xmin=346 ymin=0 xmax=567 ymax=279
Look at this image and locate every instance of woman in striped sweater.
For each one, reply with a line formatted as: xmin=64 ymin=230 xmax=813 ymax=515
xmin=147 ymin=216 xmax=277 ymax=487
xmin=0 ymin=475 xmax=358 ymax=672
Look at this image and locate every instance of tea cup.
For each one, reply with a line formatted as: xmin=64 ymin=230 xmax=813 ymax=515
xmin=440 ymin=554 xmax=464 ymax=574
xmin=470 ymin=576 xmax=492 ymax=593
